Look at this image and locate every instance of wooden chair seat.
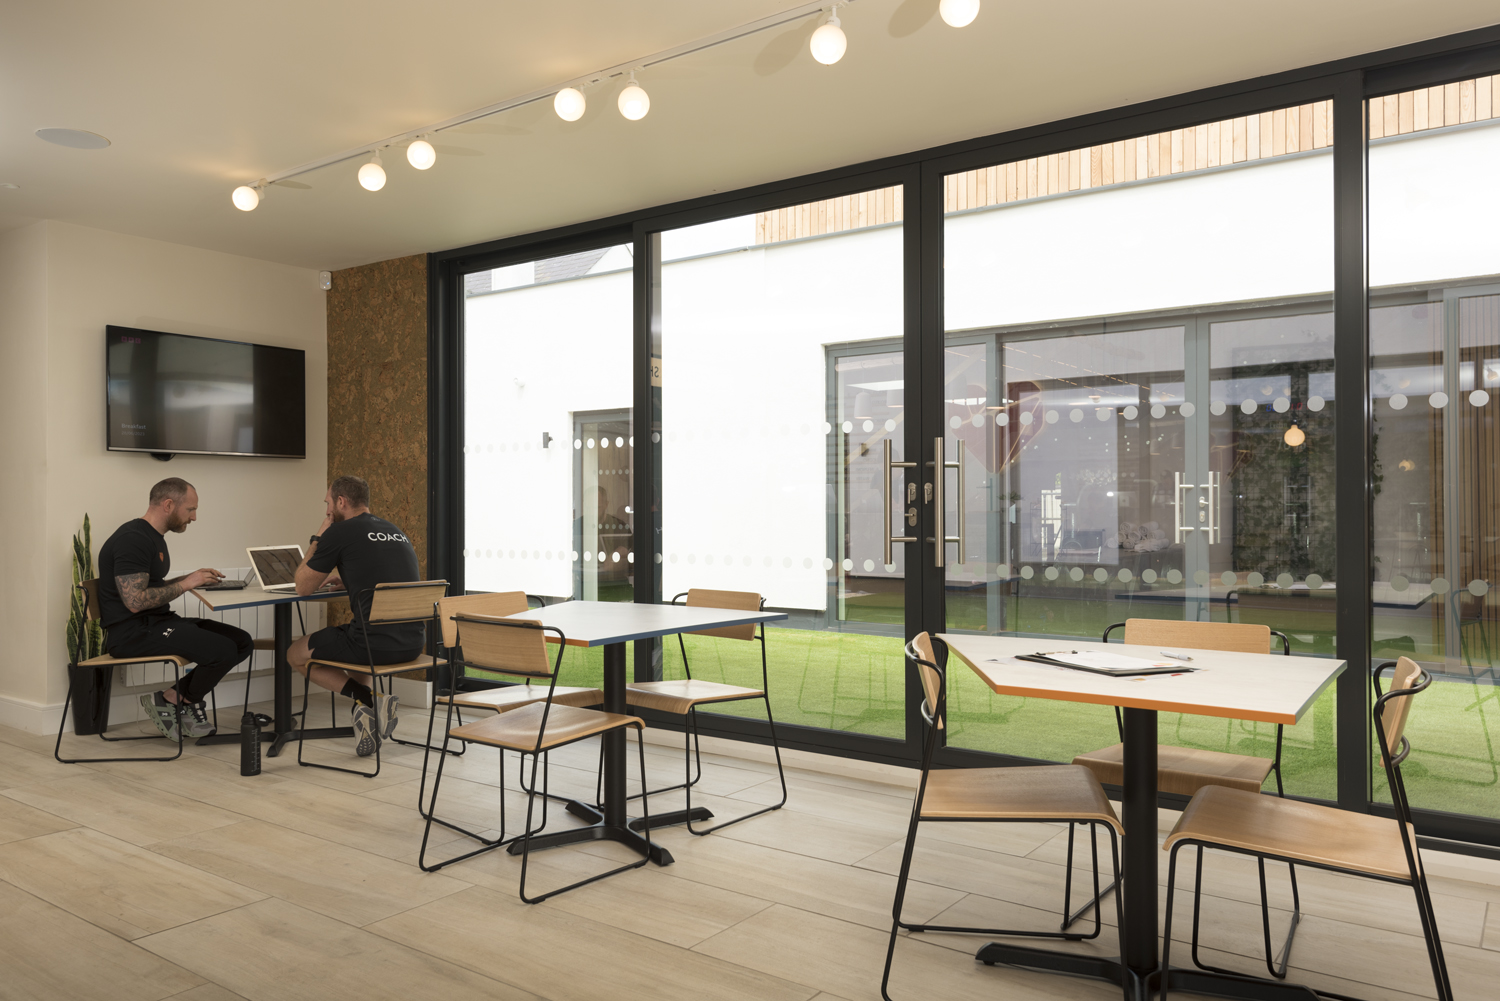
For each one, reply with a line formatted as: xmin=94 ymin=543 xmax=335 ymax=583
xmin=76 ymin=653 xmax=190 ymax=669
xmin=1165 ymin=784 xmax=1417 ymax=880
xmin=922 ymin=764 xmax=1124 ymax=830
xmin=447 ymin=702 xmax=644 ymax=752
xmin=1073 ymin=742 xmax=1274 ymax=796
xmin=307 ymin=654 xmax=447 ymax=678
xmin=625 ymin=678 xmax=763 ymax=715
xmin=437 ymin=685 xmax=602 ymax=713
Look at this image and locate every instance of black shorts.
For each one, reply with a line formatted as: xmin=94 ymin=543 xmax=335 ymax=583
xmin=308 ymin=624 xmax=422 ymax=667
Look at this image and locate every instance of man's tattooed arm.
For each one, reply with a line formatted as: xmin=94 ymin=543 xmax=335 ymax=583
xmin=116 ymin=573 xmax=191 ymax=613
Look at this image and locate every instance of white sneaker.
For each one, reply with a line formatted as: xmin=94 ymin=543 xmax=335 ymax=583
xmin=351 ymin=704 xmax=379 ymax=757
xmin=374 ymin=692 xmax=399 ymax=739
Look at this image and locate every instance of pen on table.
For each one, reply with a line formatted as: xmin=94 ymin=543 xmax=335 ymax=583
xmin=1160 ymin=651 xmax=1195 ymax=662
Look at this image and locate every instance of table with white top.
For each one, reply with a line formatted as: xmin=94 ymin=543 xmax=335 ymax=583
xmin=497 ymin=600 xmax=788 ymax=865
xmin=190 ymin=583 xmax=348 ymax=755
xmin=938 ymin=633 xmax=1345 ymax=1001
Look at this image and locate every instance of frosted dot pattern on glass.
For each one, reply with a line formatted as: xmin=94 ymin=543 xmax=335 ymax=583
xmin=971 ymin=414 xmax=984 ymax=428
xmin=885 ymin=419 xmax=897 ymax=432
xmin=1070 ymin=409 xmax=1084 ymax=423
xmin=1180 ymin=402 xmax=1196 ymax=418
xmin=1307 ymin=396 xmax=1326 ymax=412
xmin=862 ymin=559 xmax=874 ymax=572
xmin=949 ymin=415 xmax=962 ymax=429
xmin=1069 ymin=567 xmax=1084 ymax=582
xmin=1389 ymin=394 xmax=1408 ymax=410
xmin=1044 ymin=566 xmax=1059 ymax=580
xmin=1122 ymin=406 xmax=1138 ymax=420
xmin=573 ymin=438 xmax=582 ymax=449
xmin=823 ymin=558 xmax=834 ymax=570
xmin=1118 ymin=568 xmax=1132 ymax=582
xmin=1472 ymin=390 xmax=1491 ymax=407
xmin=1273 ymin=397 xmax=1290 ymax=413
xmin=863 ymin=420 xmax=874 ymax=432
xmin=1019 ymin=412 xmax=1034 ymax=426
xmin=1430 ymin=391 xmax=1449 ymax=409
xmin=823 ymin=422 xmax=832 ymax=435
xmin=600 ymin=437 xmax=610 ymax=448
xmin=1390 ymin=575 xmax=1410 ymax=592
xmin=1141 ymin=569 xmax=1157 ymax=583
xmin=1470 ymin=579 xmax=1490 ymax=596
xmin=998 ymin=563 xmax=1011 ymax=577
xmin=1020 ymin=565 xmax=1034 ymax=579
xmin=586 ymin=438 xmax=596 ymax=448
xmin=1277 ymin=573 xmax=1294 ymax=588
xmin=1221 ymin=571 xmax=1236 ymax=586
xmin=842 ymin=558 xmax=853 ymax=571
xmin=1306 ymin=573 xmax=1324 ymax=589
xmin=1432 ymin=577 xmax=1450 ymax=594
xmin=1097 ymin=408 xmax=1111 ymax=422
xmin=1241 ymin=399 xmax=1258 ymax=415
xmin=1247 ymin=572 xmax=1264 ymax=587
xmin=997 ymin=413 xmax=1010 ymax=426
xmin=1094 ymin=568 xmax=1108 ymax=582
xmin=842 ymin=421 xmax=853 ymax=433
xmin=1167 ymin=569 xmax=1183 ymax=584
xmin=1210 ymin=401 xmax=1227 ymax=416
xmin=1150 ymin=404 xmax=1166 ymax=419
xmin=1194 ymin=570 xmax=1209 ymax=585
xmin=1045 ymin=410 xmax=1059 ymax=424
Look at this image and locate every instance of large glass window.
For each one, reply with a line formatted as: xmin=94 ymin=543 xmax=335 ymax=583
xmin=942 ymin=102 xmax=1338 ymax=798
xmin=1369 ymin=77 xmax=1500 ymax=820
xmin=462 ymin=243 xmax=636 ymax=686
xmin=655 ymin=187 xmax=908 ymax=739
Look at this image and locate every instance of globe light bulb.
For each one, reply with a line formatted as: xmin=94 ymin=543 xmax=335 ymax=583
xmin=406 ymin=139 xmax=435 ymax=170
xmin=618 ymin=74 xmax=649 ymax=121
xmin=809 ymin=14 xmax=847 ymax=65
xmin=358 ymin=151 xmax=386 ymax=191
xmin=939 ymin=0 xmax=981 ymax=27
xmin=554 ymin=87 xmax=586 ymax=122
xmin=1284 ymin=425 xmax=1306 ymax=447
xmin=231 ymin=185 xmax=260 ymax=211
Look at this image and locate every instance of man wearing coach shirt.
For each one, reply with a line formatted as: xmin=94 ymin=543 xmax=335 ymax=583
xmin=286 ymin=475 xmax=423 ymax=757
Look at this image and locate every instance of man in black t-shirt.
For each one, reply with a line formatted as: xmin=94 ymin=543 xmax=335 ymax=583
xmin=287 ymin=475 xmax=423 ymax=756
xmin=98 ymin=478 xmax=253 ymax=741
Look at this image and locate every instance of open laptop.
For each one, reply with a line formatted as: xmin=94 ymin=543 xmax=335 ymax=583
xmin=246 ymin=545 xmax=305 ymax=592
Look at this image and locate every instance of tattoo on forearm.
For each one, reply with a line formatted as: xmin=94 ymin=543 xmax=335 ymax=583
xmin=117 ymin=573 xmax=189 ymax=613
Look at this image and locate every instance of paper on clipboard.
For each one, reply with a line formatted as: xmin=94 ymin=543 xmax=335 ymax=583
xmin=1016 ymin=650 xmax=1187 ymax=676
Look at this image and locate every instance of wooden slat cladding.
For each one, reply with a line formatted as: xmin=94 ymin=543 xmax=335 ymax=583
xmin=753 ymin=186 xmax=903 ymax=245
xmin=940 ymin=100 xmax=1335 ymax=216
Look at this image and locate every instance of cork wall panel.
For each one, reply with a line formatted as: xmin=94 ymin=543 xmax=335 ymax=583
xmin=326 ymin=254 xmax=428 ymax=592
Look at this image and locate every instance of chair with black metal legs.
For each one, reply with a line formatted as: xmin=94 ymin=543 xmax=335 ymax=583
xmin=57 ymin=579 xmax=189 ymax=763
xmin=415 ymin=591 xmax=603 ymax=842
xmin=1070 ymin=619 xmax=1296 ymax=940
xmin=298 ymin=579 xmax=449 ymax=779
xmin=622 ymin=589 xmax=787 ymax=835
xmin=881 ymin=632 xmax=1124 ymax=1001
xmin=1160 ymin=656 xmax=1453 ymax=1001
xmin=418 ymin=614 xmax=652 ymax=904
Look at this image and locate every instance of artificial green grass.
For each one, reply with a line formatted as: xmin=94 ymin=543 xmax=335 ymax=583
xmin=472 ymin=614 xmax=1500 ymax=821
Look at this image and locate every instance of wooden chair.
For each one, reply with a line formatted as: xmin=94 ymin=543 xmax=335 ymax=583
xmin=416 ymin=591 xmax=603 ymax=841
xmin=417 ymin=614 xmax=652 ymax=904
xmin=298 ymin=579 xmax=448 ymax=778
xmin=1160 ymin=657 xmax=1452 ymax=1001
xmin=624 ymin=589 xmax=787 ymax=835
xmin=881 ymin=632 xmax=1123 ymax=1001
xmin=56 ymin=579 xmax=188 ymax=763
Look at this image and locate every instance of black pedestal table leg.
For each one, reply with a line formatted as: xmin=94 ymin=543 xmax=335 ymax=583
xmin=268 ymin=602 xmax=294 ymax=757
xmin=1121 ymin=707 xmax=1159 ymax=978
xmin=601 ymin=641 xmax=628 ymax=826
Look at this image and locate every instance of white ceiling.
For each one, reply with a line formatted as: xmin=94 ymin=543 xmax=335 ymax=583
xmin=2 ymin=1 xmax=1497 ymax=271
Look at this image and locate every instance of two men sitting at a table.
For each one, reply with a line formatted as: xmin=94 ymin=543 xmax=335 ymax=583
xmin=98 ymin=477 xmax=253 ymax=740
xmin=287 ymin=475 xmax=424 ymax=757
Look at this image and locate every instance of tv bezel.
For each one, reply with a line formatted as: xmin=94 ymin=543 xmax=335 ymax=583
xmin=104 ymin=324 xmax=307 ymax=459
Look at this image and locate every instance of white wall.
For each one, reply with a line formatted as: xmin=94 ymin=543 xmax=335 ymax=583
xmin=0 ymin=221 xmax=327 ymax=732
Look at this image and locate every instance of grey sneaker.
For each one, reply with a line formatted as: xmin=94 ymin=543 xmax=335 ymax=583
xmin=351 ymin=703 xmax=379 ymax=757
xmin=373 ymin=692 xmax=400 ymax=739
xmin=181 ymin=700 xmax=216 ymax=738
xmin=140 ymin=692 xmax=180 ymax=741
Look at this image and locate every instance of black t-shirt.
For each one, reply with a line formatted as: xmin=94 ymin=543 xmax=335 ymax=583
xmin=98 ymin=518 xmax=172 ymax=630
xmin=307 ymin=512 xmax=423 ymax=652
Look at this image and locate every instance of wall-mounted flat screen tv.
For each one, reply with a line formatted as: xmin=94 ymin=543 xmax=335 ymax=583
xmin=106 ymin=325 xmax=306 ymax=458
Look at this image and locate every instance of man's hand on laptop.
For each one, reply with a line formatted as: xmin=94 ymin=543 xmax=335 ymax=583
xmin=185 ymin=568 xmax=224 ymax=589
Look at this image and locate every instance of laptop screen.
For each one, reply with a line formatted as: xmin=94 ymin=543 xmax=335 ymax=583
xmin=249 ymin=547 xmax=303 ymax=587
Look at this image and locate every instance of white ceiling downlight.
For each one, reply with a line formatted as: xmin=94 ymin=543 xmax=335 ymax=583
xmin=36 ymin=128 xmax=111 ymax=148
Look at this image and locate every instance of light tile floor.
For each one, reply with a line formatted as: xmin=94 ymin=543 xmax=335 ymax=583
xmin=3 ymin=697 xmax=1498 ymax=1001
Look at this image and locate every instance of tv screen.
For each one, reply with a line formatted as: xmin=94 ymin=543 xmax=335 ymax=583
xmin=106 ymin=325 xmax=306 ymax=458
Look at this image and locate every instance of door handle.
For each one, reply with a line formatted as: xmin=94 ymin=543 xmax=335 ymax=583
xmin=927 ymin=437 xmax=965 ymax=568
xmin=1198 ymin=472 xmax=1221 ymax=543
xmin=1173 ymin=471 xmax=1195 ymax=542
xmin=883 ymin=439 xmax=917 ymax=566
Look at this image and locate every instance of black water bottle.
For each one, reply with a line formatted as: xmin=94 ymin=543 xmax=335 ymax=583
xmin=240 ymin=711 xmax=261 ymax=776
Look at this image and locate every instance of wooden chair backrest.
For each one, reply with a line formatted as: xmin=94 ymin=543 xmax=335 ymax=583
xmin=452 ymin=616 xmax=554 ymax=678
xmin=685 ymin=588 xmax=762 ymax=641
xmin=1380 ymin=656 xmax=1424 ymax=759
xmin=910 ymin=631 xmax=945 ymax=730
xmin=1121 ymin=618 xmax=1273 ymax=655
xmin=366 ymin=580 xmax=449 ymax=625
xmin=436 ymin=592 xmax=529 ymax=648
xmin=78 ymin=579 xmax=103 ymax=623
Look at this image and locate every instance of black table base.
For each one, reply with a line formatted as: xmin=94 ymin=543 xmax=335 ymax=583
xmin=976 ymin=944 xmax=1322 ymax=1001
xmin=501 ymin=640 xmax=702 ymax=866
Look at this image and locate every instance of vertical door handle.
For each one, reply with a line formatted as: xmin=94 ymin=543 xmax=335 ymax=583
xmin=1173 ymin=471 xmax=1196 ymax=542
xmin=1199 ymin=471 xmax=1221 ymax=543
xmin=883 ymin=439 xmax=917 ymax=566
xmin=927 ymin=437 xmax=965 ymax=568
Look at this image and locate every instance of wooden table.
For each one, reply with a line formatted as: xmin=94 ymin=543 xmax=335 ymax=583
xmin=938 ymin=633 xmax=1344 ymax=1001
xmin=499 ymin=600 xmax=787 ymax=866
xmin=190 ymin=584 xmax=346 ymax=756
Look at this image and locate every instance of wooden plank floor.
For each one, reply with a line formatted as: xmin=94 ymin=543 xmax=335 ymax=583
xmin=4 ymin=698 xmax=1498 ymax=1001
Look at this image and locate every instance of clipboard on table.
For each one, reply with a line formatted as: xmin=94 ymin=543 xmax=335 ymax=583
xmin=1015 ymin=650 xmax=1190 ymax=677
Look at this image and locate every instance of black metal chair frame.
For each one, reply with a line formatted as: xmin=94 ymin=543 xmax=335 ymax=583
xmin=1160 ymin=661 xmax=1454 ymax=1001
xmin=297 ymin=581 xmax=446 ymax=779
xmin=881 ymin=634 xmax=1123 ymax=1001
xmin=618 ymin=591 xmax=787 ymax=836
xmin=418 ymin=616 xmax=653 ymax=904
xmin=56 ymin=582 xmax=186 ymax=764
